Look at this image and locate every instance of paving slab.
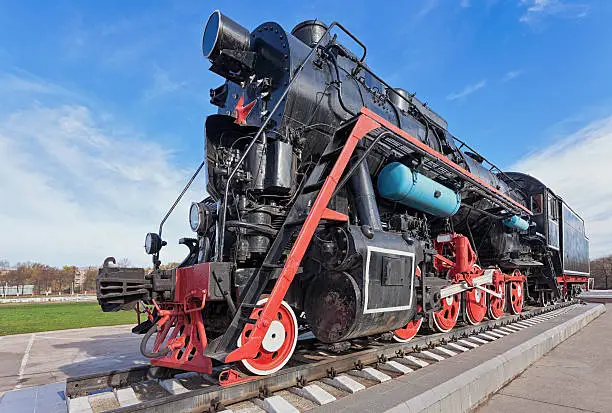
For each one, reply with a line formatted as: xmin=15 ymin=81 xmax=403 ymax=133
xmin=311 ymin=303 xmax=605 ymax=413
xmin=0 ymin=381 xmax=66 ymax=413
xmin=476 ymin=303 xmax=612 ymax=413
xmin=0 ymin=325 xmax=147 ymax=396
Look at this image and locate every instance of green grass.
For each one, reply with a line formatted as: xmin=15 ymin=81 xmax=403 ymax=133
xmin=0 ymin=302 xmax=138 ymax=336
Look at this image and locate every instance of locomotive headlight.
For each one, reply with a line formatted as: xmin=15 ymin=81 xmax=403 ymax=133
xmin=144 ymin=232 xmax=163 ymax=255
xmin=189 ymin=202 xmax=207 ymax=233
xmin=202 ymin=10 xmax=250 ymax=62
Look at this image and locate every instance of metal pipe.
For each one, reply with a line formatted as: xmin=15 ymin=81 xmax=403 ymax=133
xmin=158 ymin=160 xmax=206 ymax=237
xmin=332 ymin=131 xmax=389 ymax=197
xmin=349 ymin=149 xmax=382 ymax=230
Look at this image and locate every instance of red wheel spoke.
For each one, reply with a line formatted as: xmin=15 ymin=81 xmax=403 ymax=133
xmin=431 ymin=291 xmax=460 ymax=332
xmin=393 ymin=305 xmax=423 ymax=342
xmin=465 ymin=287 xmax=487 ymax=325
xmin=488 ymin=269 xmax=506 ymax=320
xmin=509 ymin=281 xmax=524 ymax=315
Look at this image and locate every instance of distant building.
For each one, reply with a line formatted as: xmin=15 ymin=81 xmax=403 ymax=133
xmin=74 ymin=267 xmax=88 ymax=290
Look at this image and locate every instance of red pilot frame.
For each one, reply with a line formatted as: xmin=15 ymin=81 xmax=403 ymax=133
xmin=557 ymin=274 xmax=589 ymax=297
xmin=145 ymin=264 xmax=214 ymax=374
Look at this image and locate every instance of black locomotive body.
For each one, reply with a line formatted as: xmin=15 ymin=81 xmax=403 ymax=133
xmin=96 ymin=11 xmax=590 ymax=376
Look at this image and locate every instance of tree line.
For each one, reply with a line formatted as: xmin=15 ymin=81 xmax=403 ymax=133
xmin=0 ymin=259 xmax=126 ymax=295
xmin=3 ymin=255 xmax=607 ymax=295
xmin=0 ymin=259 xmax=180 ymax=296
xmin=590 ymin=255 xmax=612 ymax=289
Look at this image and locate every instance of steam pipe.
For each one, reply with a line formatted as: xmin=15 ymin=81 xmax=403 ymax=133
xmin=349 ymin=149 xmax=382 ymax=230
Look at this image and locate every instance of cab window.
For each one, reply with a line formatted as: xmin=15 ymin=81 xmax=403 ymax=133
xmin=531 ymin=194 xmax=543 ymax=214
xmin=548 ymin=194 xmax=558 ymax=221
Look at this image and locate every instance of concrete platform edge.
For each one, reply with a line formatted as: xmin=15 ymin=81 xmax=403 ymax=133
xmin=386 ymin=303 xmax=606 ymax=413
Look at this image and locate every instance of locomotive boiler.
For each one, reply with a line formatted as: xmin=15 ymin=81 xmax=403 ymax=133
xmin=96 ymin=10 xmax=590 ymax=376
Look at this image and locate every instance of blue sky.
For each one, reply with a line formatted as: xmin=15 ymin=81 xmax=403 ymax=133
xmin=1 ymin=0 xmax=611 ymax=266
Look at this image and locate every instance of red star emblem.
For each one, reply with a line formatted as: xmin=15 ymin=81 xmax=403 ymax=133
xmin=233 ymin=95 xmax=256 ymax=125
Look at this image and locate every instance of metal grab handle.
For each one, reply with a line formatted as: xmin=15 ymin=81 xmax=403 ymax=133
xmin=183 ymin=289 xmax=207 ymax=313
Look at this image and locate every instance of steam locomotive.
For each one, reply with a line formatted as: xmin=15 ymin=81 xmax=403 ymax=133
xmin=96 ymin=11 xmax=590 ymax=376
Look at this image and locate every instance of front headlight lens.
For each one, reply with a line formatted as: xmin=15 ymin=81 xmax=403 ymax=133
xmin=189 ymin=202 xmax=201 ymax=232
xmin=144 ymin=232 xmax=162 ymax=255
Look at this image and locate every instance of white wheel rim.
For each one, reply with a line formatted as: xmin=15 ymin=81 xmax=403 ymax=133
xmin=431 ymin=300 xmax=460 ymax=332
xmin=392 ymin=318 xmax=423 ymax=343
xmin=431 ymin=310 xmax=459 ymax=332
xmin=445 ymin=296 xmax=454 ymax=306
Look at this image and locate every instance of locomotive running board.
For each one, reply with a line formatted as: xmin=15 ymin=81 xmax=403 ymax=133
xmin=359 ymin=107 xmax=533 ymax=217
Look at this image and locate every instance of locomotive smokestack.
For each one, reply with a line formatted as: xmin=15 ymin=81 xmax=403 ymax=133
xmin=202 ymin=10 xmax=251 ymax=61
xmin=291 ymin=20 xmax=329 ymax=47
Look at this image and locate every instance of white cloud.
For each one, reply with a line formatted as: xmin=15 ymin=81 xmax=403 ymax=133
xmin=446 ymin=79 xmax=487 ymax=101
xmin=0 ymin=87 xmax=205 ymax=268
xmin=502 ymin=69 xmax=525 ymax=82
xmin=416 ymin=0 xmax=438 ymax=18
xmin=519 ymin=0 xmax=589 ymax=24
xmin=143 ymin=66 xmax=187 ymax=101
xmin=0 ymin=73 xmax=71 ymax=96
xmin=512 ymin=114 xmax=612 ymax=258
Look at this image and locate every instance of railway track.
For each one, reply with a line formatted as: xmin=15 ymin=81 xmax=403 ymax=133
xmin=65 ymin=301 xmax=579 ymax=413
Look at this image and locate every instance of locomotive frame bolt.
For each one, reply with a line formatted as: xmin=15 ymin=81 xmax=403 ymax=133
xmin=259 ymin=385 xmax=270 ymax=399
xmin=209 ymin=398 xmax=224 ymax=413
xmin=296 ymin=376 xmax=307 ymax=388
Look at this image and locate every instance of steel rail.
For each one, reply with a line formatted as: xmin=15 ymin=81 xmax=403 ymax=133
xmin=65 ymin=300 xmax=578 ymax=412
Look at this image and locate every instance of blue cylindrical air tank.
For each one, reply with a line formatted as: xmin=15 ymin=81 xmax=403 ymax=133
xmin=503 ymin=215 xmax=529 ymax=231
xmin=377 ymin=162 xmax=461 ymax=217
